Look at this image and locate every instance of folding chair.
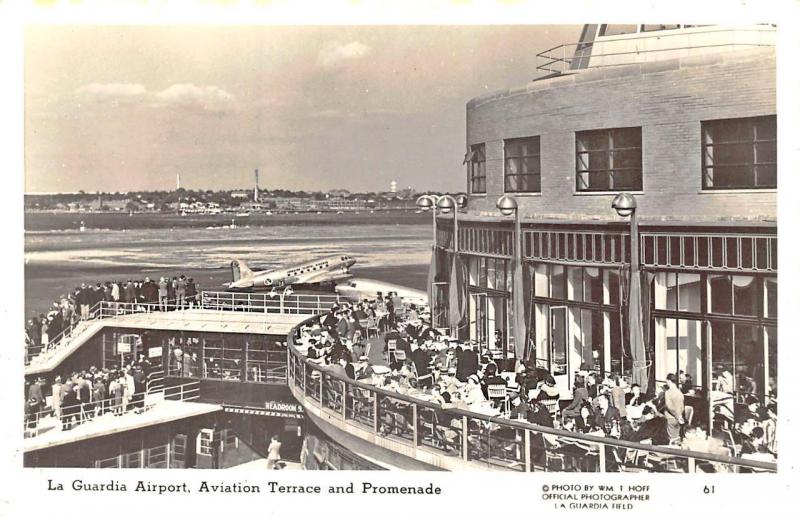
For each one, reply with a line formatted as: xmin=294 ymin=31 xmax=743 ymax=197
xmin=365 ymin=317 xmax=379 ymax=339
xmin=487 ymin=384 xmax=509 ymax=414
xmin=540 ymin=397 xmax=560 ymax=418
xmin=386 ymin=339 xmax=398 ymax=362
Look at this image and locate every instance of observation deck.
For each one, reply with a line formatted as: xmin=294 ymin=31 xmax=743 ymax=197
xmin=536 ymin=24 xmax=775 ymax=77
xmin=25 ymin=292 xmax=339 ymax=376
xmin=285 ymin=314 xmax=777 ymax=473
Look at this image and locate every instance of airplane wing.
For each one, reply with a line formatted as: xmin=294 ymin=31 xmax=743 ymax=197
xmin=297 ymin=269 xmax=353 ymax=285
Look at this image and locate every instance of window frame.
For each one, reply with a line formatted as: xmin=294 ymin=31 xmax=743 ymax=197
xmin=466 ymin=143 xmax=487 ymax=195
xmin=701 ymin=115 xmax=777 ymax=191
xmin=503 ymin=136 xmax=541 ymax=193
xmin=575 ymin=126 xmax=643 ymax=192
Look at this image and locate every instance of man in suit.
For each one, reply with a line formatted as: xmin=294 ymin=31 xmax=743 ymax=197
xmin=28 ymin=377 xmax=46 ymax=414
xmin=410 ymin=343 xmax=433 ymax=388
xmin=592 ymin=394 xmax=620 ymax=434
xmin=455 ymin=344 xmax=479 ymax=382
xmin=663 ymin=373 xmax=685 ymax=441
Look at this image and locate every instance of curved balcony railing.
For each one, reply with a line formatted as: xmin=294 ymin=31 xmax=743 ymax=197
xmin=536 ymin=26 xmax=776 ymax=76
xmin=286 ymin=315 xmax=776 ymax=473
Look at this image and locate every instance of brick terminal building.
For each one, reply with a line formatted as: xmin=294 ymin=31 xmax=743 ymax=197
xmin=432 ymin=24 xmax=777 ymax=429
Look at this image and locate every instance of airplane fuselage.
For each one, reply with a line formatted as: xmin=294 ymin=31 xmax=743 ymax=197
xmin=227 ymin=255 xmax=356 ymax=291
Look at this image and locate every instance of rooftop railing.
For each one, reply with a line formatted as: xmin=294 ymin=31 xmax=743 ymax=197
xmin=25 ymin=292 xmax=341 ymax=366
xmin=536 ymin=26 xmax=775 ymax=76
xmin=23 ymin=379 xmax=201 ymax=439
xmin=286 ymin=316 xmax=776 ymax=473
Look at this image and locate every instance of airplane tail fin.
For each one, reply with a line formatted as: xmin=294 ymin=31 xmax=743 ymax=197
xmin=231 ymin=260 xmax=254 ymax=282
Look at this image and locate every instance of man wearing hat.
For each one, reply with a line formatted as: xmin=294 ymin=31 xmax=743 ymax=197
xmin=28 ymin=377 xmax=46 ymax=416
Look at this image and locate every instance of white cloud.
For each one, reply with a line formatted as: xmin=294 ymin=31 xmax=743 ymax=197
xmin=75 ymin=83 xmax=148 ymax=101
xmin=154 ymin=83 xmax=235 ymax=111
xmin=74 ymin=82 xmax=235 ymax=112
xmin=317 ymin=41 xmax=371 ymax=69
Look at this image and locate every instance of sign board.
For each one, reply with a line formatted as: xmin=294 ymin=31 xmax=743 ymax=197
xmin=223 ymin=405 xmax=304 ymax=420
xmin=148 ymin=346 xmax=163 ymax=358
xmin=117 ymin=341 xmax=131 ymax=354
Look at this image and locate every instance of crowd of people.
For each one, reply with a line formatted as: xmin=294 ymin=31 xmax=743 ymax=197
xmin=294 ymin=292 xmax=778 ymax=470
xmin=25 ymin=354 xmax=155 ymax=433
xmin=25 ymin=275 xmax=200 ymax=357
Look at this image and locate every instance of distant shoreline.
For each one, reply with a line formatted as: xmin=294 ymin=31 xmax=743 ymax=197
xmin=25 ymin=209 xmax=430 ymax=231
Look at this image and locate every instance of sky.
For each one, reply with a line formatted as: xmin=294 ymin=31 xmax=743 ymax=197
xmin=24 ymin=25 xmax=581 ymax=194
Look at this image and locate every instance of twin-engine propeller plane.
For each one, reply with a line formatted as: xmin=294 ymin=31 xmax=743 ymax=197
xmin=226 ymin=255 xmax=356 ymax=291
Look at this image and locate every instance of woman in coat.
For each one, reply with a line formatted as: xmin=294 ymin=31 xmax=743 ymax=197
xmin=51 ymin=376 xmax=63 ymax=419
xmin=266 ymin=436 xmax=282 ymax=470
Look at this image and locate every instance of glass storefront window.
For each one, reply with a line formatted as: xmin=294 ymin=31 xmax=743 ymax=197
xmin=710 ymin=321 xmax=734 ymax=392
xmin=708 ymin=274 xmax=760 ymax=316
xmin=733 ymin=324 xmax=761 ymax=394
xmin=654 ymin=272 xmax=701 ymax=312
xmin=487 ymin=259 xmax=497 ymax=290
xmin=585 ymin=267 xmax=602 ymax=303
xmin=733 ymin=275 xmax=759 ymax=316
xmin=204 ymin=335 xmax=245 ymax=381
xmin=710 ymin=322 xmax=767 ymax=396
xmin=709 ymin=274 xmax=732 ymax=314
xmin=655 ymin=317 xmax=702 ymax=389
xmin=604 ymin=269 xmax=620 ymax=305
xmin=765 ymin=277 xmax=777 ymax=319
xmin=766 ymin=326 xmax=777 ymax=396
xmin=551 ymin=265 xmax=565 ymax=299
xmin=534 ymin=264 xmax=548 ymax=297
xmin=246 ymin=336 xmax=267 ymax=382
xmin=568 ymin=267 xmax=583 ymax=301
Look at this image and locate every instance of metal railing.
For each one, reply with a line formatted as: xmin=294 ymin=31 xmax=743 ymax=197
xmin=536 ymin=27 xmax=775 ymax=76
xmin=199 ymin=291 xmax=342 ymax=315
xmin=25 ymin=292 xmax=339 ymax=367
xmin=25 ymin=302 xmax=104 ymax=365
xmin=23 ymin=380 xmax=201 ymax=438
xmin=286 ymin=317 xmax=776 ymax=473
xmin=166 ymin=350 xmax=288 ymax=384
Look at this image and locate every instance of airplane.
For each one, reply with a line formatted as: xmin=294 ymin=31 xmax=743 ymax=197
xmin=226 ymin=255 xmax=357 ymax=291
xmin=335 ymin=278 xmax=428 ymax=306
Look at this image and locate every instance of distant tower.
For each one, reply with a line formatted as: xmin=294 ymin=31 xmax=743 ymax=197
xmin=390 ymin=180 xmax=397 ymax=193
xmin=176 ymin=173 xmax=181 ymax=190
xmin=254 ymin=168 xmax=260 ymax=202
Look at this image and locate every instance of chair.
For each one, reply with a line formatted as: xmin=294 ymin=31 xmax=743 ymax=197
xmin=723 ymin=427 xmax=742 ymax=457
xmin=487 ymin=384 xmax=509 ymax=414
xmin=543 ymin=436 xmax=567 ymax=471
xmin=364 ymin=317 xmax=379 ymax=339
xmin=386 ymin=339 xmax=398 ymax=362
xmin=540 ymin=397 xmax=560 ymax=418
xmin=418 ymin=410 xmax=442 ymax=448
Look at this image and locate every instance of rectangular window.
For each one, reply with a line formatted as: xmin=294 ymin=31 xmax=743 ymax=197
xmin=504 ymin=136 xmax=541 ymax=193
xmin=466 ymin=143 xmax=486 ymax=194
xmin=655 ymin=318 xmax=703 ymax=389
xmin=702 ymin=115 xmax=777 ymax=189
xmin=576 ymin=127 xmax=642 ymax=192
xmin=654 ymin=272 xmax=702 ymax=312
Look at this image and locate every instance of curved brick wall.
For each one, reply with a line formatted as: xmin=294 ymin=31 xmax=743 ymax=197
xmin=464 ymin=47 xmax=776 ymax=223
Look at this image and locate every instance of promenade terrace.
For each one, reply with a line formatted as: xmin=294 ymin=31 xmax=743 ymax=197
xmin=22 ymin=289 xmax=776 ymax=472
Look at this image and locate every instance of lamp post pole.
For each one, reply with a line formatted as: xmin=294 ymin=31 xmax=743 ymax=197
xmin=434 ymin=194 xmax=468 ymax=336
xmin=612 ymin=192 xmax=643 ymax=389
xmin=416 ymin=194 xmax=441 ymax=326
xmin=497 ymin=195 xmax=523 ymax=362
